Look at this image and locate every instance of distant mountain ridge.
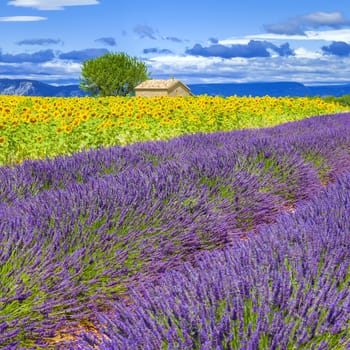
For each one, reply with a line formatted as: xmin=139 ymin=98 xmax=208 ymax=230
xmin=1 ymin=78 xmax=350 ymax=97
xmin=188 ymin=81 xmax=350 ymax=97
xmin=0 ymin=79 xmax=85 ymax=97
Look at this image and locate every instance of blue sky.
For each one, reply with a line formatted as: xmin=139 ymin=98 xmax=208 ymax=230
xmin=1 ymin=0 xmax=350 ymax=85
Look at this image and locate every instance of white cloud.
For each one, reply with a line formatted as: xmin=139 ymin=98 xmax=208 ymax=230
xmin=150 ymin=55 xmax=248 ymax=66
xmin=302 ymin=12 xmax=349 ymax=26
xmin=148 ymin=55 xmax=249 ymax=80
xmin=264 ymin=11 xmax=350 ymax=36
xmin=221 ymin=29 xmax=350 ymax=44
xmin=149 ymin=55 xmax=222 ymax=69
xmin=0 ymin=16 xmax=47 ymax=21
xmin=0 ymin=59 xmax=82 ymax=82
xmin=246 ymin=33 xmax=310 ymax=41
xmin=7 ymin=0 xmax=99 ymax=10
xmin=217 ymin=38 xmax=251 ymax=45
xmin=305 ymin=29 xmax=350 ymax=42
xmin=294 ymin=47 xmax=323 ymax=59
xmin=146 ymin=53 xmax=350 ymax=85
xmin=41 ymin=60 xmax=81 ymax=73
xmin=220 ymin=34 xmax=310 ymax=45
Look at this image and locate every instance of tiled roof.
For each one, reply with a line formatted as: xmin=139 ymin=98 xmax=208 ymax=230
xmin=135 ymin=79 xmax=186 ymax=90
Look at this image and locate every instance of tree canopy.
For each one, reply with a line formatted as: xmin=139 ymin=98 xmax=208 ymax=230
xmin=80 ymin=52 xmax=150 ymax=97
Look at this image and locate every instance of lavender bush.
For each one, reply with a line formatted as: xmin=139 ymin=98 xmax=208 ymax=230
xmin=75 ymin=171 xmax=350 ymax=349
xmin=0 ymin=113 xmax=350 ymax=347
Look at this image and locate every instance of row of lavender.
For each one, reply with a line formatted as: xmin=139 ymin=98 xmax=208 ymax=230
xmin=75 ymin=170 xmax=350 ymax=349
xmin=1 ymin=113 xmax=350 ymax=347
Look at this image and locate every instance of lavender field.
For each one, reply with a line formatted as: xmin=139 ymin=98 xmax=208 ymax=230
xmin=77 ymin=171 xmax=350 ymax=349
xmin=1 ymin=113 xmax=350 ymax=349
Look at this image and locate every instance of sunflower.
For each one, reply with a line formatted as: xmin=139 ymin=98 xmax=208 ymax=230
xmin=36 ymin=135 xmax=44 ymax=143
xmin=65 ymin=125 xmax=72 ymax=133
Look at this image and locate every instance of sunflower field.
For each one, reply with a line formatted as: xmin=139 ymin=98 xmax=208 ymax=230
xmin=0 ymin=95 xmax=347 ymax=165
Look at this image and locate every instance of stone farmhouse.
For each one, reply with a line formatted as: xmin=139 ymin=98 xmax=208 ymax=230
xmin=134 ymin=78 xmax=193 ymax=97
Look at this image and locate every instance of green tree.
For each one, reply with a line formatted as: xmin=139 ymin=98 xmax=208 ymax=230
xmin=80 ymin=52 xmax=150 ymax=96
